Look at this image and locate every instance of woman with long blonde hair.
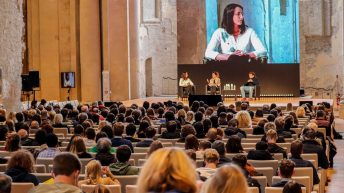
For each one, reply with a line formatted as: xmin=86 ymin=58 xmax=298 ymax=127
xmin=235 ymin=110 xmax=252 ymax=128
xmin=78 ymin=160 xmax=120 ymax=186
xmin=201 ymin=164 xmax=249 ymax=193
xmin=295 ymin=106 xmax=306 ymax=118
xmin=137 ymin=148 xmax=198 ymax=193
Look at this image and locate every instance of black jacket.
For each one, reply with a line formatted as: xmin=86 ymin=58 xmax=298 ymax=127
xmin=160 ymin=131 xmax=180 ymax=139
xmin=217 ymin=155 xmax=232 ymax=167
xmin=95 ymin=152 xmax=116 ymax=166
xmin=136 ymin=139 xmax=154 ymax=147
xmin=302 ymin=140 xmax=329 ymax=169
xmin=124 ymin=136 xmax=141 ymax=143
xmin=247 ymin=150 xmax=274 ymax=160
xmin=267 ymin=143 xmax=287 ymax=158
xmin=253 ymin=126 xmax=265 ymax=135
xmin=5 ymin=167 xmax=39 ymax=185
xmin=290 ymin=157 xmax=320 ymax=184
xmin=224 ymin=127 xmax=246 ymax=138
xmin=111 ymin=137 xmax=134 ymax=153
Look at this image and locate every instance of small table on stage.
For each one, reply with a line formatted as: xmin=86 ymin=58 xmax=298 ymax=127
xmin=222 ymin=89 xmax=238 ymax=101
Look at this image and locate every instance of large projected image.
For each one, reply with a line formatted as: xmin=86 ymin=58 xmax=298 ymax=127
xmin=206 ymin=0 xmax=300 ymax=64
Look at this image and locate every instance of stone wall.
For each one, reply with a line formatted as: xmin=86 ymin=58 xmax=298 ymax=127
xmin=0 ymin=0 xmax=24 ymax=112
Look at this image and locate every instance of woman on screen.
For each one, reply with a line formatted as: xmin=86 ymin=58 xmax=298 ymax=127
xmin=205 ymin=3 xmax=267 ymax=61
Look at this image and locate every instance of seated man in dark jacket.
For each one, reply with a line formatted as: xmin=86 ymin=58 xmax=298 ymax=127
xmin=266 ymin=129 xmax=287 ymax=158
xmin=272 ymin=160 xmax=299 ymax=187
xmin=160 ymin=121 xmax=180 ymax=139
xmin=290 ymin=140 xmax=320 ymax=185
xmin=136 ymin=126 xmax=156 ymax=147
xmin=275 ymin=117 xmax=292 ymax=139
xmin=211 ymin=140 xmax=231 ymax=167
xmin=247 ymin=141 xmax=274 ymax=160
xmin=124 ymin=123 xmax=141 ymax=142
xmin=301 ymin=127 xmax=329 ymax=169
xmin=111 ymin=122 xmax=134 ymax=153
xmin=109 ymin=145 xmax=139 ymax=175
xmin=253 ymin=119 xmax=268 ymax=135
xmin=224 ymin=119 xmax=246 ymax=138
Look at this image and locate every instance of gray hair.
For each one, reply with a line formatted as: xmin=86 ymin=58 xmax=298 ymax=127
xmin=96 ymin=138 xmax=112 ymax=153
xmin=0 ymin=174 xmax=12 ymax=193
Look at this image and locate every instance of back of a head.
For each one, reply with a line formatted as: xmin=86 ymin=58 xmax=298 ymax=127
xmin=7 ymin=150 xmax=34 ymax=173
xmin=283 ymin=180 xmax=302 ymax=193
xmin=145 ymin=126 xmax=157 ymax=138
xmin=255 ymin=141 xmax=268 ymax=150
xmin=113 ymin=122 xmax=124 ymax=136
xmin=279 ymin=160 xmax=295 ymax=178
xmin=211 ymin=140 xmax=225 ymax=156
xmin=232 ymin=154 xmax=247 ymax=169
xmin=290 ymin=140 xmax=303 ymax=158
xmin=85 ymin=128 xmax=96 ymax=140
xmin=302 ymin=126 xmax=316 ymax=140
xmin=0 ymin=174 xmax=11 ymax=193
xmin=137 ymin=148 xmax=197 ymax=193
xmin=96 ymin=138 xmax=111 ymax=153
xmin=116 ymin=145 xmax=132 ymax=163
xmin=228 ymin=119 xmax=238 ymax=128
xmin=266 ymin=129 xmax=277 ymax=142
xmin=316 ymin=110 xmax=325 ymax=119
xmin=46 ymin=133 xmax=59 ymax=148
xmin=203 ymin=148 xmax=219 ymax=163
xmin=274 ymin=116 xmax=285 ymax=131
xmin=147 ymin=141 xmax=163 ymax=157
xmin=166 ymin=121 xmax=177 ymax=133
xmin=199 ymin=140 xmax=212 ymax=150
xmin=207 ymin=128 xmax=218 ymax=141
xmin=185 ymin=134 xmax=199 ymax=150
xmin=264 ymin=122 xmax=276 ymax=133
xmin=181 ymin=124 xmax=196 ymax=138
xmin=257 ymin=118 xmax=268 ymax=128
xmin=201 ymin=164 xmax=248 ymax=193
xmin=267 ymin=114 xmax=276 ymax=122
xmin=226 ymin=135 xmax=243 ymax=153
xmin=53 ymin=152 xmax=81 ymax=177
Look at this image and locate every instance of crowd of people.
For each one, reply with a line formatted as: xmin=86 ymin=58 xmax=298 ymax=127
xmin=0 ymin=98 xmax=339 ymax=193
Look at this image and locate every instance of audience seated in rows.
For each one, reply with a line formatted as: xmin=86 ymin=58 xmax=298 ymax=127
xmin=37 ymin=133 xmax=60 ymax=158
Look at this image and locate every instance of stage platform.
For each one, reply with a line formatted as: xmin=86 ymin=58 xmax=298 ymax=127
xmin=122 ymin=96 xmax=334 ymax=109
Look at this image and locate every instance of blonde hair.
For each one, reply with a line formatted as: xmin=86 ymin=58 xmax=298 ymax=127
xmin=186 ymin=111 xmax=194 ymax=122
xmin=295 ymin=107 xmax=306 ymax=118
xmin=177 ymin=109 xmax=186 ymax=119
xmin=84 ymin=160 xmax=103 ymax=184
xmin=203 ymin=148 xmax=219 ymax=163
xmin=137 ymin=148 xmax=197 ymax=193
xmin=201 ymin=164 xmax=249 ymax=193
xmin=307 ymin=122 xmax=318 ymax=131
xmin=69 ymin=136 xmax=87 ymax=154
xmin=6 ymin=112 xmax=16 ymax=122
xmin=235 ymin=111 xmax=252 ymax=128
xmin=266 ymin=129 xmax=277 ymax=141
xmin=53 ymin=114 xmax=63 ymax=124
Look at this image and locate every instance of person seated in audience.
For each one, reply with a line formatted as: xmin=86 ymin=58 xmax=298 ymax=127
xmin=275 ymin=117 xmax=292 ymax=138
xmin=179 ymin=72 xmax=195 ymax=96
xmin=31 ymin=153 xmax=82 ymax=193
xmin=29 ymin=120 xmax=40 ymax=134
xmin=100 ymin=125 xmax=113 ymax=139
xmin=31 ymin=129 xmax=47 ymax=147
xmin=95 ymin=138 xmax=116 ymax=166
xmin=193 ymin=121 xmax=206 ymax=139
xmin=272 ymin=160 xmax=299 ymax=187
xmin=261 ymin=122 xmax=285 ymax=143
xmin=3 ymin=133 xmax=21 ymax=152
xmin=137 ymin=148 xmax=197 ymax=193
xmin=206 ymin=71 xmax=221 ymax=95
xmin=178 ymin=124 xmax=196 ymax=143
xmin=196 ymin=148 xmax=219 ymax=179
xmin=225 ymin=135 xmax=244 ymax=153
xmin=132 ymin=109 xmax=142 ymax=125
xmin=68 ymin=136 xmax=92 ymax=158
xmin=252 ymin=108 xmax=264 ymax=126
xmin=266 ymin=114 xmax=276 ymax=122
xmin=201 ymin=164 xmax=249 ymax=193
xmin=218 ymin=112 xmax=228 ymax=126
xmin=0 ymin=124 xmax=9 ymax=141
xmin=84 ymin=128 xmax=97 ymax=147
xmin=136 ymin=126 xmax=156 ymax=147
xmin=290 ymin=140 xmax=320 ymax=185
xmin=206 ymin=128 xmax=219 ymax=143
xmin=247 ymin=141 xmax=274 ymax=160
xmin=124 ymin=123 xmax=141 ymax=142
xmin=301 ymin=127 xmax=329 ymax=169
xmin=212 ymin=140 xmax=231 ymax=167
xmin=147 ymin=140 xmax=164 ymax=157
xmin=235 ymin=111 xmax=252 ymax=129
xmin=283 ymin=115 xmax=297 ymax=134
xmin=283 ymin=180 xmax=303 ymax=193
xmin=315 ymin=110 xmax=331 ymax=137
xmin=52 ymin=114 xmax=68 ymax=128
xmin=185 ymin=134 xmax=199 ymax=151
xmin=224 ymin=119 xmax=246 ymax=138
xmin=0 ymin=174 xmax=12 ymax=193
xmin=78 ymin=160 xmax=120 ymax=186
xmin=160 ymin=121 xmax=180 ymax=139
xmin=186 ymin=111 xmax=195 ymax=124
xmin=196 ymin=140 xmax=212 ymax=160
xmin=5 ymin=150 xmax=39 ymax=185
xmin=88 ymin=132 xmax=115 ymax=154
xmin=137 ymin=120 xmax=150 ymax=138
xmin=295 ymin=106 xmax=306 ymax=118
xmin=253 ymin=118 xmax=268 ymax=135
xmin=37 ymin=133 xmax=60 ymax=158
xmin=111 ymin=122 xmax=134 ymax=152
xmin=109 ymin=145 xmax=139 ymax=175
xmin=232 ymin=155 xmax=261 ymax=192
xmin=17 ymin=129 xmax=34 ymax=146
xmin=307 ymin=122 xmax=326 ymax=150
xmin=266 ymin=129 xmax=287 ymax=158
xmin=14 ymin=112 xmax=25 ymax=132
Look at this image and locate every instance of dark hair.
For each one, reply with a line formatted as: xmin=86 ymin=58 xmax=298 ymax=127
xmin=257 ymin=118 xmax=268 ymax=128
xmin=255 ymin=141 xmax=268 ymax=150
xmin=7 ymin=150 xmax=35 ymax=173
xmin=35 ymin=129 xmax=47 ymax=145
xmin=203 ymin=118 xmax=212 ymax=133
xmin=101 ymin=125 xmax=114 ymax=139
xmin=46 ymin=133 xmax=59 ymax=148
xmin=126 ymin=123 xmax=137 ymax=136
xmin=0 ymin=174 xmax=12 ymax=193
xmin=267 ymin=114 xmax=276 ymax=122
xmin=145 ymin=126 xmax=156 ymax=138
xmin=74 ymin=124 xmax=85 ymax=135
xmin=181 ymin=125 xmax=196 ymax=138
xmin=228 ymin=119 xmax=238 ymax=128
xmin=6 ymin=134 xmax=21 ymax=152
xmin=85 ymin=128 xmax=96 ymax=140
xmin=166 ymin=121 xmax=177 ymax=133
xmin=0 ymin=126 xmax=9 ymax=141
xmin=143 ymin=101 xmax=150 ymax=110
xmin=185 ymin=135 xmax=199 ymax=150
xmin=116 ymin=145 xmax=131 ymax=163
xmin=226 ymin=135 xmax=243 ymax=153
xmin=193 ymin=122 xmax=205 ymax=138
xmin=279 ymin=160 xmax=295 ymax=178
xmin=164 ymin=111 xmax=175 ymax=122
xmin=232 ymin=154 xmax=247 ymax=168
xmin=53 ymin=153 xmax=81 ymax=176
xmin=316 ymin=110 xmax=325 ymax=118
xmin=15 ymin=113 xmax=24 ymax=122
xmin=194 ymin=112 xmax=203 ymax=122
xmin=255 ymin=109 xmax=264 ymax=117
xmin=211 ymin=140 xmax=225 ymax=156
xmin=221 ymin=3 xmax=246 ymax=35
xmin=302 ymin=126 xmax=316 ymax=140
xmin=95 ymin=132 xmax=108 ymax=142
xmin=210 ymin=115 xmax=219 ymax=128
xmin=283 ymin=181 xmax=302 ymax=193
xmin=290 ymin=140 xmax=303 ymax=158
xmin=199 ymin=140 xmax=212 ymax=150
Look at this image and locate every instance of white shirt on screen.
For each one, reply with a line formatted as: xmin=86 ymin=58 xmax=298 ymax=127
xmin=205 ymin=27 xmax=267 ymax=60
xmin=179 ymin=78 xmax=194 ymax=87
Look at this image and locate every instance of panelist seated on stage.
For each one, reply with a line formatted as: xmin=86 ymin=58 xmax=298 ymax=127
xmin=206 ymin=71 xmax=221 ymax=95
xmin=240 ymin=71 xmax=259 ymax=100
xmin=204 ymin=3 xmax=267 ymax=61
xmin=179 ymin=72 xmax=195 ymax=96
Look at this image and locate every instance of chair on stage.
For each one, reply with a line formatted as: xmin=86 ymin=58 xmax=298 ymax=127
xmin=178 ymin=85 xmax=196 ymax=98
xmin=241 ymin=85 xmax=261 ymax=100
xmin=205 ymin=85 xmax=221 ymax=95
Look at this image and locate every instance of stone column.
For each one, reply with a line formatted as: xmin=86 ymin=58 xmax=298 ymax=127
xmin=0 ymin=0 xmax=24 ymax=112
